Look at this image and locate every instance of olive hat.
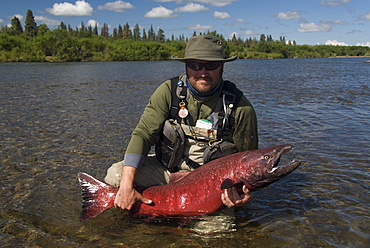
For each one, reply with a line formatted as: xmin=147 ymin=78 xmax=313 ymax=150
xmin=171 ymin=35 xmax=237 ymax=62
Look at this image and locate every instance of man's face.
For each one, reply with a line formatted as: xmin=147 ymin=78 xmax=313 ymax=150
xmin=186 ymin=60 xmax=224 ymax=94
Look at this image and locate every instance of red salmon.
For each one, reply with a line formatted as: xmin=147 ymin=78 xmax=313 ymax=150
xmin=78 ymin=144 xmax=301 ymax=221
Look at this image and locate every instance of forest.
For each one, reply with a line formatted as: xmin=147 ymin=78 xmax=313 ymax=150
xmin=1 ymin=9 xmax=369 ymax=62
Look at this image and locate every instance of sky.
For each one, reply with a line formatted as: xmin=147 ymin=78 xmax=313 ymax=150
xmin=0 ymin=0 xmax=369 ymax=46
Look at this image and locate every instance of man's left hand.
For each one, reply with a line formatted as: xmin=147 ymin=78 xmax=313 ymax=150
xmin=221 ymin=185 xmax=252 ymax=208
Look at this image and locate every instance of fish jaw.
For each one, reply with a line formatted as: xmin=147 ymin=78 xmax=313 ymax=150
xmin=239 ymin=144 xmax=301 ymax=191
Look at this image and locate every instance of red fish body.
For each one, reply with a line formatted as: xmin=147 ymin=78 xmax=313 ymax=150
xmin=78 ymin=144 xmax=301 ymax=221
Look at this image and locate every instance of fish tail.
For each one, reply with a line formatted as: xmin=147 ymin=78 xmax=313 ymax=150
xmin=78 ymin=172 xmax=117 ymax=222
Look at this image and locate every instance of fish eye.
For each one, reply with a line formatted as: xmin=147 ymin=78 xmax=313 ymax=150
xmin=263 ymin=155 xmax=270 ymax=160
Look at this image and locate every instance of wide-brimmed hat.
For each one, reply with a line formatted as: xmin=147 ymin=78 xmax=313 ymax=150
xmin=171 ymin=35 xmax=237 ymax=62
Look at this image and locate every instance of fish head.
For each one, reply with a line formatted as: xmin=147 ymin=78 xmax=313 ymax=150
xmin=237 ymin=144 xmax=301 ymax=191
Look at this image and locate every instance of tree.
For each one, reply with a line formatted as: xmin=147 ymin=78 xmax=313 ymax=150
xmin=148 ymin=25 xmax=155 ymax=41
xmin=112 ymin=28 xmax=118 ymax=39
xmin=231 ymin=33 xmax=237 ymax=45
xmin=117 ymin=24 xmax=123 ymax=39
xmin=133 ymin=24 xmax=141 ymax=40
xmin=157 ymin=28 xmax=165 ymax=42
xmin=123 ymin=22 xmax=132 ymax=39
xmin=10 ymin=16 xmax=23 ymax=34
xmin=93 ymin=23 xmax=98 ymax=35
xmin=279 ymin=36 xmax=286 ymax=43
xmin=59 ymin=22 xmax=67 ymax=30
xmin=142 ymin=28 xmax=147 ymax=40
xmin=101 ymin=23 xmax=109 ymax=38
xmin=37 ymin=24 xmax=49 ymax=36
xmin=259 ymin=34 xmax=266 ymax=43
xmin=24 ymin=9 xmax=37 ymax=37
xmin=80 ymin=21 xmax=86 ymax=32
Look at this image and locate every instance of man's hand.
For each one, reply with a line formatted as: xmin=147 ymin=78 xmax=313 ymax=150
xmin=114 ymin=186 xmax=152 ymax=210
xmin=221 ymin=185 xmax=252 ymax=208
xmin=114 ymin=166 xmax=152 ymax=210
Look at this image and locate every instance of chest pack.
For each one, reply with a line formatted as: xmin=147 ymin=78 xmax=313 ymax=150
xmin=155 ymin=76 xmax=243 ymax=170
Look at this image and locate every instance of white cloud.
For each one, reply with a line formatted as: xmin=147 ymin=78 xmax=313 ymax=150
xmin=359 ymin=12 xmax=370 ymax=21
xmin=235 ymin=18 xmax=248 ymax=23
xmin=174 ymin=3 xmax=208 ymax=12
xmin=87 ymin=19 xmax=99 ymax=28
xmin=35 ymin=16 xmax=60 ymax=26
xmin=325 ymin=40 xmax=348 ymax=46
xmin=320 ymin=0 xmax=353 ymax=6
xmin=214 ymin=11 xmax=231 ymax=19
xmin=277 ymin=11 xmax=301 ymax=20
xmin=242 ymin=30 xmax=259 ymax=36
xmin=46 ymin=0 xmax=93 ymax=16
xmin=0 ymin=19 xmax=3 ymax=24
xmin=297 ymin=23 xmax=332 ymax=32
xmin=97 ymin=1 xmax=134 ymax=13
xmin=155 ymin=0 xmax=236 ymax=7
xmin=195 ymin=0 xmax=236 ymax=7
xmin=10 ymin=14 xmax=23 ymax=21
xmin=188 ymin=24 xmax=214 ymax=32
xmin=144 ymin=6 xmax=178 ymax=18
xmin=356 ymin=42 xmax=370 ymax=47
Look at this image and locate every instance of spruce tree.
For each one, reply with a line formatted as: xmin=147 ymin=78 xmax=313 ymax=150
xmin=59 ymin=22 xmax=67 ymax=30
xmin=123 ymin=22 xmax=132 ymax=39
xmin=10 ymin=16 xmax=23 ymax=34
xmin=101 ymin=23 xmax=109 ymax=38
xmin=93 ymin=23 xmax=98 ymax=35
xmin=142 ymin=28 xmax=147 ymax=40
xmin=157 ymin=28 xmax=165 ymax=42
xmin=133 ymin=24 xmax=141 ymax=40
xmin=24 ymin=9 xmax=37 ymax=37
xmin=117 ymin=24 xmax=123 ymax=39
xmin=148 ymin=25 xmax=155 ymax=41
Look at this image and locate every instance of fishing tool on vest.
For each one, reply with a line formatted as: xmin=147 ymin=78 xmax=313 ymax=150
xmin=155 ymin=76 xmax=242 ymax=170
xmin=178 ymin=101 xmax=188 ymax=119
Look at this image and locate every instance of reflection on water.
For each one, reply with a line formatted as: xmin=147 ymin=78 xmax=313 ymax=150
xmin=1 ymin=58 xmax=369 ymax=247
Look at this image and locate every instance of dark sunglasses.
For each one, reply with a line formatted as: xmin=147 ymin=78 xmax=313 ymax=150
xmin=186 ymin=61 xmax=222 ymax=71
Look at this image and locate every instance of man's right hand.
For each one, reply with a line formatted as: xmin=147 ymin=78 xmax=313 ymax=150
xmin=114 ymin=166 xmax=152 ymax=210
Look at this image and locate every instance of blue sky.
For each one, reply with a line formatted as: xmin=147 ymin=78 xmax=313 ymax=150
xmin=1 ymin=0 xmax=369 ymax=46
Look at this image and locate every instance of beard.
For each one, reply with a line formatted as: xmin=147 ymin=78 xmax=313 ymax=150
xmin=193 ymin=76 xmax=214 ymax=93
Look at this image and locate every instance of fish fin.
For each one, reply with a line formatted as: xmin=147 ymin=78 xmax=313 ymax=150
xmin=78 ymin=172 xmax=117 ymax=222
xmin=169 ymin=171 xmax=192 ymax=183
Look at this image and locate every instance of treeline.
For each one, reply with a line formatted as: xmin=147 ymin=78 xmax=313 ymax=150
xmin=1 ymin=9 xmax=369 ymax=62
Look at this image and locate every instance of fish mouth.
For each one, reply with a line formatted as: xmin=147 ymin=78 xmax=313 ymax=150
xmin=267 ymin=145 xmax=301 ymax=181
xmin=269 ymin=145 xmax=301 ymax=174
xmin=247 ymin=144 xmax=301 ymax=190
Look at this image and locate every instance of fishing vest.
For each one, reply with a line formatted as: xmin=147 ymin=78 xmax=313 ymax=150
xmin=155 ymin=76 xmax=243 ymax=171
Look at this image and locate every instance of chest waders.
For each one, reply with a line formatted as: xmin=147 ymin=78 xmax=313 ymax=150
xmin=155 ymin=76 xmax=243 ymax=172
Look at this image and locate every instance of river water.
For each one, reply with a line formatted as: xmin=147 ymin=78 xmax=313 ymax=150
xmin=0 ymin=58 xmax=369 ymax=247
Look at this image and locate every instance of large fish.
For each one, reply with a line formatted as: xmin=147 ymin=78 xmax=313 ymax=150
xmin=78 ymin=144 xmax=301 ymax=222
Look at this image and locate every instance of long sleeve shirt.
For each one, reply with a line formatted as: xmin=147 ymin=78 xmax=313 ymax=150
xmin=123 ymin=76 xmax=258 ymax=168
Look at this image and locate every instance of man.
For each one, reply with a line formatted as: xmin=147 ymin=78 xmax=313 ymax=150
xmin=105 ymin=35 xmax=258 ymax=213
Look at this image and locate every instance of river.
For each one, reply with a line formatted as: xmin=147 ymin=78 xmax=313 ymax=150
xmin=0 ymin=58 xmax=369 ymax=247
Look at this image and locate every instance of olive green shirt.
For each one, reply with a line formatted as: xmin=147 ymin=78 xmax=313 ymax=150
xmin=123 ymin=76 xmax=258 ymax=168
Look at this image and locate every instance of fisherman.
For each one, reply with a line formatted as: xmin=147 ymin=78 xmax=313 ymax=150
xmin=105 ymin=35 xmax=258 ymax=213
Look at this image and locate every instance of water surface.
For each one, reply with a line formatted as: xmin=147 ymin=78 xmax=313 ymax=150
xmin=0 ymin=58 xmax=369 ymax=247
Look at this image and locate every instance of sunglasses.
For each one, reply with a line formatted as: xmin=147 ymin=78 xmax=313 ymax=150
xmin=186 ymin=61 xmax=222 ymax=71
